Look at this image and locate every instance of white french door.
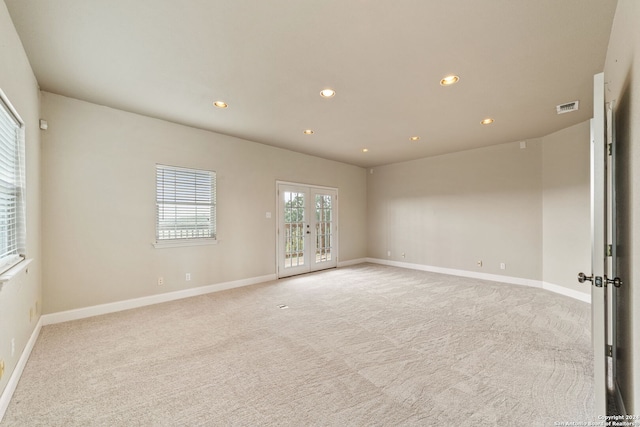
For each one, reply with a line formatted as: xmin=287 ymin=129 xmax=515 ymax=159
xmin=277 ymin=183 xmax=338 ymax=278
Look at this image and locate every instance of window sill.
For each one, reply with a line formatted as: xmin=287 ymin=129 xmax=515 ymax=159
xmin=0 ymin=258 xmax=33 ymax=287
xmin=153 ymin=239 xmax=218 ymax=249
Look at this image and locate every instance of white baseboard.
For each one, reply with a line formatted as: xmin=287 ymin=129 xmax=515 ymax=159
xmin=366 ymin=258 xmax=541 ymax=288
xmin=1 ymin=274 xmax=276 ymax=421
xmin=0 ymin=263 xmax=589 ymax=422
xmin=366 ymin=258 xmax=590 ymax=303
xmin=41 ymin=274 xmax=277 ymax=326
xmin=337 ymin=258 xmax=367 ymax=268
xmin=542 ymin=281 xmax=591 ymax=303
xmin=0 ymin=317 xmax=42 ymax=423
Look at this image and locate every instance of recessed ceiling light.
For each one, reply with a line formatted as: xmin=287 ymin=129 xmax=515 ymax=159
xmin=320 ymin=88 xmax=336 ymax=98
xmin=362 ymin=148 xmax=369 ymax=153
xmin=213 ymin=101 xmax=228 ymax=108
xmin=481 ymin=118 xmax=494 ymax=125
xmin=303 ymin=129 xmax=314 ymax=135
xmin=410 ymin=136 xmax=420 ymax=141
xmin=440 ymin=75 xmax=459 ymax=86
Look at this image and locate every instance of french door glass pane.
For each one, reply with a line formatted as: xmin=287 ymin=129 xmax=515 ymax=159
xmin=315 ymin=194 xmax=332 ymax=263
xmin=284 ymin=191 xmax=305 ymax=268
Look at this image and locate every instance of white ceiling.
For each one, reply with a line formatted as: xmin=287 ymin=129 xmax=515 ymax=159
xmin=6 ymin=0 xmax=617 ymax=168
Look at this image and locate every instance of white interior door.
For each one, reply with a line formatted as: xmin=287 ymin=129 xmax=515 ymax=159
xmin=277 ymin=183 xmax=337 ymax=278
xmin=587 ymin=72 xmax=607 ymax=416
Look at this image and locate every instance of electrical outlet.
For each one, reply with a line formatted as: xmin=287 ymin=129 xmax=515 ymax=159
xmin=157 ymin=276 xmax=164 ymax=286
xmin=401 ymin=253 xmax=405 ymax=259
xmin=500 ymin=263 xmax=506 ymax=270
xmin=477 ymin=260 xmax=483 ymax=267
xmin=387 ymin=251 xmax=391 ymax=257
xmin=185 ymin=273 xmax=191 ymax=281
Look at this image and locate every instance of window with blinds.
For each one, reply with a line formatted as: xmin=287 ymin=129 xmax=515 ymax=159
xmin=0 ymin=90 xmax=26 ymax=273
xmin=156 ymin=164 xmax=216 ymax=242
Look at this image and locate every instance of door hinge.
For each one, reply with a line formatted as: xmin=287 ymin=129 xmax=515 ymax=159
xmin=606 ymin=244 xmax=613 ymax=257
xmin=607 ymin=345 xmax=613 ymax=357
xmin=608 ymin=143 xmax=612 ymax=156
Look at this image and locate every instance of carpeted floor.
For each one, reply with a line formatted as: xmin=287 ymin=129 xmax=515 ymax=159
xmin=1 ymin=264 xmax=593 ymax=426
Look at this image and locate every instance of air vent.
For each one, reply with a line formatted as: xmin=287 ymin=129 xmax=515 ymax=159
xmin=556 ymin=101 xmax=579 ymax=114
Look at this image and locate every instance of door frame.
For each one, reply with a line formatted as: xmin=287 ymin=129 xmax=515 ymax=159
xmin=275 ymin=181 xmax=339 ymax=278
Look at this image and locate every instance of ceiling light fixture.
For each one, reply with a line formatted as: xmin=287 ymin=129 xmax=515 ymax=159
xmin=440 ymin=75 xmax=459 ymax=86
xmin=213 ymin=101 xmax=228 ymax=108
xmin=303 ymin=129 xmax=314 ymax=135
xmin=481 ymin=118 xmax=494 ymax=125
xmin=362 ymin=148 xmax=369 ymax=153
xmin=410 ymin=136 xmax=420 ymax=141
xmin=320 ymin=88 xmax=336 ymax=98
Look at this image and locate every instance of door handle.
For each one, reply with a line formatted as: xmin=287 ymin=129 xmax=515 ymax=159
xmin=605 ymin=275 xmax=623 ymax=288
xmin=578 ymin=272 xmax=593 ymax=283
xmin=578 ymin=272 xmax=604 ymax=287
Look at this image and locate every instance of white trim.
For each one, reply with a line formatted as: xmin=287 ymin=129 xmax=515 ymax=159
xmin=366 ymin=258 xmax=590 ymax=303
xmin=542 ymin=281 xmax=591 ymax=303
xmin=0 ymin=258 xmax=32 ymax=286
xmin=0 ymin=262 xmax=590 ymax=421
xmin=1 ymin=273 xmax=276 ymax=420
xmin=275 ymin=180 xmax=337 ymax=192
xmin=0 ymin=317 xmax=42 ymax=423
xmin=152 ymin=239 xmax=218 ymax=249
xmin=367 ymin=258 xmax=541 ymax=288
xmin=41 ymin=274 xmax=276 ymax=326
xmin=337 ymin=258 xmax=367 ymax=268
xmin=0 ymin=88 xmax=25 ymax=125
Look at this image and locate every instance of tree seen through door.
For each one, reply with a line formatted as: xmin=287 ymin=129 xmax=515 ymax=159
xmin=315 ymin=194 xmax=332 ymax=262
xmin=284 ymin=192 xmax=305 ymax=267
xmin=283 ymin=192 xmax=333 ymax=268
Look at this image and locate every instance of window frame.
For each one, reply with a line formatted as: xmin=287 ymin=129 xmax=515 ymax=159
xmin=0 ymin=88 xmax=26 ymax=274
xmin=154 ymin=164 xmax=217 ymax=249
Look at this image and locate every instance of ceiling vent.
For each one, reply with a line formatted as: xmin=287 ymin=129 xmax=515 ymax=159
xmin=556 ymin=101 xmax=579 ymax=114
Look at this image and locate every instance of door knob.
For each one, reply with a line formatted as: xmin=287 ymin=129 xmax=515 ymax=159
xmin=605 ymin=275 xmax=623 ymax=288
xmin=577 ymin=272 xmax=593 ymax=283
xmin=578 ymin=272 xmax=605 ymax=287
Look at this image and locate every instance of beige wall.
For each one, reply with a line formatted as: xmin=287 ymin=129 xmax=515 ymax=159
xmin=603 ymin=0 xmax=640 ymax=413
xmin=367 ymin=122 xmax=592 ymax=289
xmin=0 ymin=1 xmax=42 ymax=397
xmin=367 ymin=139 xmax=544 ymax=280
xmin=541 ymin=121 xmax=591 ymax=292
xmin=40 ymin=92 xmax=367 ymax=314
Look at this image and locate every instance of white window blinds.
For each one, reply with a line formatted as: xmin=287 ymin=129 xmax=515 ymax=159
xmin=0 ymin=90 xmax=26 ymax=273
xmin=156 ymin=164 xmax=216 ymax=241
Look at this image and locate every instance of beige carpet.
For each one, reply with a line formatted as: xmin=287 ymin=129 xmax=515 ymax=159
xmin=2 ymin=264 xmax=593 ymax=426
